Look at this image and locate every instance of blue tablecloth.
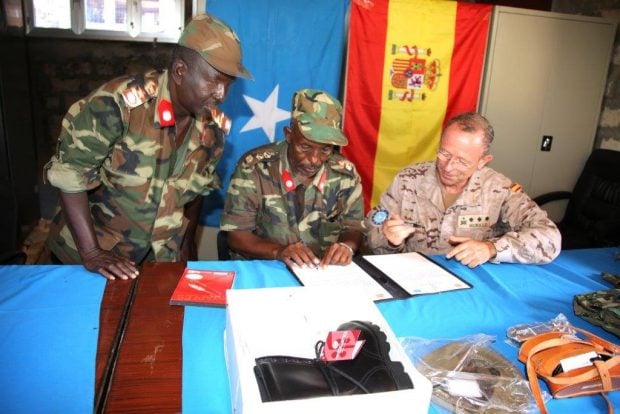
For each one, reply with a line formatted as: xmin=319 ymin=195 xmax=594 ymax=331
xmin=0 ymin=265 xmax=106 ymax=413
xmin=182 ymin=248 xmax=620 ymax=413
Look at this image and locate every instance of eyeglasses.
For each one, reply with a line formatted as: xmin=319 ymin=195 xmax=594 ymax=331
xmin=436 ymin=148 xmax=474 ymax=169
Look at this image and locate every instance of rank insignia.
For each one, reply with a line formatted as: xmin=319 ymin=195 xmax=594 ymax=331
xmin=121 ymin=84 xmax=148 ymax=108
xmin=158 ymin=99 xmax=175 ymax=127
xmin=457 ymin=214 xmax=491 ymax=229
xmin=281 ymin=170 xmax=296 ymax=191
xmin=317 ymin=170 xmax=327 ymax=193
xmin=211 ymin=107 xmax=231 ymax=135
xmin=510 ymin=183 xmax=523 ymax=193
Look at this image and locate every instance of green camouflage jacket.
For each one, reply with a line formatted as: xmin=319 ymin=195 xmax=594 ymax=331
xmin=220 ymin=140 xmax=363 ymax=257
xmin=366 ymin=161 xmax=562 ymax=264
xmin=45 ymin=69 xmax=223 ymax=263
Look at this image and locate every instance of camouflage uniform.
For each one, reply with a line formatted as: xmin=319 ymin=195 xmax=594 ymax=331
xmin=366 ymin=161 xmax=561 ymax=264
xmin=220 ymin=140 xmax=364 ymax=258
xmin=45 ymin=69 xmax=224 ymax=263
xmin=573 ymin=272 xmax=620 ymax=337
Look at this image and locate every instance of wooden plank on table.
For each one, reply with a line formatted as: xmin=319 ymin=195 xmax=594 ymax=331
xmin=102 ymin=262 xmax=185 ymax=413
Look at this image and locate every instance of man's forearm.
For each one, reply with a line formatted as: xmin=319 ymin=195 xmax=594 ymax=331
xmin=227 ymin=230 xmax=286 ymax=259
xmin=59 ymin=191 xmax=99 ymax=257
xmin=337 ymin=230 xmax=363 ymax=253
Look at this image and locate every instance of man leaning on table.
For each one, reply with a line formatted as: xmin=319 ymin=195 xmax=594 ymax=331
xmin=220 ymin=89 xmax=364 ymax=268
xmin=44 ymin=14 xmax=251 ymax=280
xmin=366 ymin=112 xmax=561 ymax=268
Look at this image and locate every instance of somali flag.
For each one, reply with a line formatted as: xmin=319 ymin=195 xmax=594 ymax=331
xmin=201 ymin=0 xmax=350 ymax=226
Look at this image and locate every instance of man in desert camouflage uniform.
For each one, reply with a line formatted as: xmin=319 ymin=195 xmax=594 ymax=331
xmin=366 ymin=112 xmax=561 ymax=267
xmin=45 ymin=13 xmax=251 ymax=280
xmin=220 ymin=89 xmax=364 ymax=267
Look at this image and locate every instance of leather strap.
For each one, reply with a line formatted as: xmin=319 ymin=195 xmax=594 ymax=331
xmin=521 ymin=328 xmax=619 ymax=414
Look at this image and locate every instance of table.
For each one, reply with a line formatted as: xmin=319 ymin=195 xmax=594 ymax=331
xmin=1 ymin=248 xmax=619 ymax=413
xmin=0 ymin=265 xmax=107 ymax=414
xmin=180 ymin=248 xmax=620 ymax=413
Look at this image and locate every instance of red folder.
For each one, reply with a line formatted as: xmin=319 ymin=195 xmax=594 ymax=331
xmin=170 ymin=268 xmax=235 ymax=307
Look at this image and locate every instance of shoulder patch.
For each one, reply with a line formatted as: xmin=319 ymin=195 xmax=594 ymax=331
xmin=121 ymin=84 xmax=150 ymax=108
xmin=510 ymin=183 xmax=523 ymax=193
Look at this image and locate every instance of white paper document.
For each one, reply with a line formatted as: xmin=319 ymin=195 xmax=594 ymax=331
xmin=363 ymin=252 xmax=470 ymax=295
xmin=290 ymin=252 xmax=470 ymax=301
xmin=290 ymin=261 xmax=393 ymax=301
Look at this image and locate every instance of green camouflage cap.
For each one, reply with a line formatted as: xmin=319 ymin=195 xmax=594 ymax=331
xmin=179 ymin=13 xmax=252 ymax=80
xmin=291 ymin=89 xmax=348 ymax=146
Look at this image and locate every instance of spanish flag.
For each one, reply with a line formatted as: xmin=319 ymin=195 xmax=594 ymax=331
xmin=343 ymin=0 xmax=492 ymax=211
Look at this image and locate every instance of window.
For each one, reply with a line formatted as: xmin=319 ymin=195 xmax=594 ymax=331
xmin=24 ymin=0 xmax=199 ymax=43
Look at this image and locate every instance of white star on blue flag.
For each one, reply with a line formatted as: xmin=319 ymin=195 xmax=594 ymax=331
xmin=240 ymin=85 xmax=290 ymax=142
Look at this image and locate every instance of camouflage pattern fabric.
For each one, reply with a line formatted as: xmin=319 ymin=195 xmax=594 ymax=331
xmin=603 ymin=272 xmax=620 ymax=288
xmin=291 ymin=89 xmax=347 ymax=146
xmin=178 ymin=13 xmax=252 ymax=80
xmin=45 ymin=69 xmax=224 ymax=263
xmin=366 ymin=161 xmax=561 ymax=264
xmin=573 ymin=273 xmax=620 ymax=337
xmin=220 ymin=140 xmax=363 ymax=258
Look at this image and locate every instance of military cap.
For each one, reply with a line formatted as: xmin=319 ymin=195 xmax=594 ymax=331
xmin=291 ymin=89 xmax=348 ymax=146
xmin=179 ymin=13 xmax=252 ymax=80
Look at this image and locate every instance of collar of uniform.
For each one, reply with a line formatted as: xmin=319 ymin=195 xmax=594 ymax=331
xmin=278 ymin=140 xmax=328 ymax=194
xmin=428 ymin=161 xmax=488 ymax=209
xmin=153 ymin=70 xmax=175 ymax=128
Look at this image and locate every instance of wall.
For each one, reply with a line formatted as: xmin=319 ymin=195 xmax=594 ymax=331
xmin=553 ymin=0 xmax=620 ymax=151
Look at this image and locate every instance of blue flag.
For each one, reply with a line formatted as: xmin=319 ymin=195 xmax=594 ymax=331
xmin=202 ymin=0 xmax=350 ymax=227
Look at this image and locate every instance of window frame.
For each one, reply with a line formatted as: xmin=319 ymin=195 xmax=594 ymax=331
xmin=22 ymin=0 xmax=204 ymax=43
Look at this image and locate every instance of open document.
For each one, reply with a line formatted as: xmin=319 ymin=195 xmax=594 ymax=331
xmin=289 ymin=261 xmax=393 ymax=301
xmin=362 ymin=252 xmax=471 ymax=296
xmin=289 ymin=252 xmax=471 ymax=301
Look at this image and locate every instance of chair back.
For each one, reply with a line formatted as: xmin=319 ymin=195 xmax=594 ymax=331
xmin=562 ymin=149 xmax=620 ymax=248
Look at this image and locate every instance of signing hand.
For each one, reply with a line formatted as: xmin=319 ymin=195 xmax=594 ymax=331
xmin=446 ymin=236 xmax=497 ymax=268
xmin=320 ymin=242 xmax=354 ymax=267
xmin=276 ymin=241 xmax=320 ymax=268
xmin=382 ymin=214 xmax=416 ymax=247
xmin=81 ymin=247 xmax=140 ymax=280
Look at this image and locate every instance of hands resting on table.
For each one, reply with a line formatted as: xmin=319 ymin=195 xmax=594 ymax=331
xmin=274 ymin=241 xmax=355 ymax=269
xmin=381 ymin=214 xmax=497 ymax=268
xmin=80 ymin=247 xmax=139 ymax=281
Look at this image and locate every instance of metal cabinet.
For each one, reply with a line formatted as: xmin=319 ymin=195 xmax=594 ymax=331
xmin=479 ymin=6 xmax=616 ymax=220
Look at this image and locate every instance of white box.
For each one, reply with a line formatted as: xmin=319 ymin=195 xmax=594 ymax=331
xmin=225 ymin=286 xmax=432 ymax=414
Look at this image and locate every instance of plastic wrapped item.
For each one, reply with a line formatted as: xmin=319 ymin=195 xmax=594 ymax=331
xmin=400 ymin=334 xmax=540 ymax=414
xmin=506 ymin=313 xmax=575 ymax=346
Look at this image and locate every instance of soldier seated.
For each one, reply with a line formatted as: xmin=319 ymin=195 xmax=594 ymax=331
xmin=220 ymin=89 xmax=364 ymax=268
xmin=365 ymin=112 xmax=561 ymax=267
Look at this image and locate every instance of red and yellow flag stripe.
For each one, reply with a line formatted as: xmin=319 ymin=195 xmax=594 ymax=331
xmin=343 ymin=0 xmax=492 ymax=211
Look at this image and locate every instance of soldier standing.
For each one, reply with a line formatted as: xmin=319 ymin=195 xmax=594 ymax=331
xmin=220 ymin=89 xmax=364 ymax=268
xmin=366 ymin=112 xmax=561 ymax=267
xmin=45 ymin=13 xmax=252 ymax=280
